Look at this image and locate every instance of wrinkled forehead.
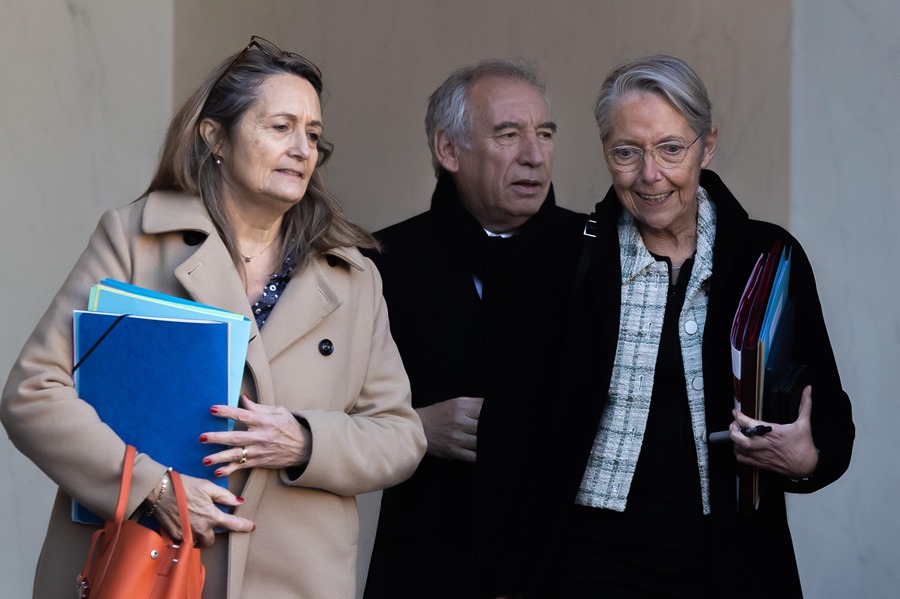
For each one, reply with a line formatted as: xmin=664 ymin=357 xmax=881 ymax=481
xmin=253 ymin=73 xmax=323 ymax=115
xmin=468 ymin=76 xmax=553 ymax=129
xmin=607 ymin=91 xmax=693 ymax=142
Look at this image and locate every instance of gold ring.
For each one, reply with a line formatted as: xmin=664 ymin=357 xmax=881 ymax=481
xmin=239 ymin=446 xmax=248 ymax=464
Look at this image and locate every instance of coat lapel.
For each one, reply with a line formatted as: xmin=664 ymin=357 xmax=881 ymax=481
xmin=171 ymin=241 xmax=347 ymax=406
xmin=142 ymin=192 xmax=274 ymax=408
xmin=169 ymin=230 xmax=274 ymax=400
xmin=257 ymin=257 xmax=342 ymax=362
xmin=142 ymin=191 xmax=252 ymax=320
xmin=173 ymin=233 xmax=253 ymax=320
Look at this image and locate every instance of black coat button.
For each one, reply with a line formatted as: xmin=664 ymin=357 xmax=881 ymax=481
xmin=183 ymin=231 xmax=207 ymax=246
xmin=318 ymin=339 xmax=334 ymax=356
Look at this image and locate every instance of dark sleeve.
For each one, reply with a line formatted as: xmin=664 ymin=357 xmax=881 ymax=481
xmin=776 ymin=239 xmax=855 ymax=492
xmin=474 ymin=210 xmax=592 ymax=597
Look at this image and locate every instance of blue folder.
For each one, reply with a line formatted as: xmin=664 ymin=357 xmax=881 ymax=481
xmin=72 ymin=311 xmax=231 ymax=523
xmin=88 ymin=279 xmax=252 ymax=408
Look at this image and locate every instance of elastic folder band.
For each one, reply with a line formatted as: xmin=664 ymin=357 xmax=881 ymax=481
xmin=72 ymin=313 xmax=132 ymax=373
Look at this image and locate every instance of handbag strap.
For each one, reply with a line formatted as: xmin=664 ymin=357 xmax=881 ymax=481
xmin=121 ymin=451 xmax=198 ymax=575
xmin=116 ymin=445 xmax=194 ymax=548
xmin=79 ymin=446 xmax=199 ymax=597
xmin=167 ymin=469 xmax=195 ymax=548
xmin=115 ymin=445 xmax=194 ymax=547
xmin=82 ymin=445 xmax=137 ymax=593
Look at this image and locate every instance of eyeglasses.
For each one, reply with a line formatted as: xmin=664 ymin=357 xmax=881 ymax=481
xmin=604 ymin=133 xmax=703 ymax=173
xmin=212 ymin=35 xmax=322 ymax=91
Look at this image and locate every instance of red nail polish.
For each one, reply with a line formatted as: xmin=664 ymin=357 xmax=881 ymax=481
xmin=209 ymin=407 xmax=219 ymax=414
xmin=199 ymin=434 xmax=208 ymax=443
xmin=251 ymin=524 xmax=256 ymax=532
xmin=203 ymin=458 xmax=212 ymax=466
xmin=236 ymin=496 xmax=245 ymax=503
xmin=215 ymin=469 xmax=224 ymax=477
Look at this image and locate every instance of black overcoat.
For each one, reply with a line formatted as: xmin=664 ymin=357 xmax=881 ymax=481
xmin=365 ymin=173 xmax=585 ymax=598
xmin=476 ymin=170 xmax=855 ymax=598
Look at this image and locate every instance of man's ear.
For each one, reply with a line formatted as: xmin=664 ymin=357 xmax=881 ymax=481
xmin=199 ymin=118 xmax=225 ymax=159
xmin=434 ymin=129 xmax=460 ymax=173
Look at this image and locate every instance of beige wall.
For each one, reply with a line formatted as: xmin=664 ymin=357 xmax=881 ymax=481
xmin=172 ymin=0 xmax=792 ymax=230
xmin=0 ymin=2 xmax=173 ymax=597
xmin=2 ymin=1 xmax=895 ymax=597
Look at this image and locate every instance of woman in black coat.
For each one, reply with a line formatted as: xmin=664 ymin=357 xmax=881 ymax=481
xmin=476 ymin=55 xmax=854 ymax=598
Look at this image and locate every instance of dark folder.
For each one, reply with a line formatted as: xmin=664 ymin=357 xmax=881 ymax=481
xmin=730 ymin=240 xmax=794 ymax=516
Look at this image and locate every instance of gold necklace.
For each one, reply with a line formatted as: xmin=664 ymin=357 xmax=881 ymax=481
xmin=240 ymin=236 xmax=278 ymax=263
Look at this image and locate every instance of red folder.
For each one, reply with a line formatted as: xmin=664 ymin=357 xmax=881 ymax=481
xmin=730 ymin=240 xmax=783 ymax=516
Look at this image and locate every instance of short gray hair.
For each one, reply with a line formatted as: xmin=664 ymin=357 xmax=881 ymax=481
xmin=425 ymin=59 xmax=546 ymax=177
xmin=594 ymin=55 xmax=712 ymax=143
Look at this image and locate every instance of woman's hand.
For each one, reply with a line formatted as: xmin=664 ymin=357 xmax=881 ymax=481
xmin=148 ymin=473 xmax=254 ymax=547
xmin=730 ymin=385 xmax=818 ymax=479
xmin=200 ymin=394 xmax=312 ymax=478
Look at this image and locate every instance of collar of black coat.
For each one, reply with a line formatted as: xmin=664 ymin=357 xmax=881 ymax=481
xmin=428 ymin=171 xmax=558 ymax=279
xmin=589 ymin=169 xmax=751 ymax=303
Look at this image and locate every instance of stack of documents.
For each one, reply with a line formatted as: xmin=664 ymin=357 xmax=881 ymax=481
xmin=72 ymin=279 xmax=251 ymax=523
xmin=730 ymin=242 xmax=792 ymax=515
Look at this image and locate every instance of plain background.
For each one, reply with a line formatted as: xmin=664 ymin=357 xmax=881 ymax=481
xmin=1 ymin=1 xmax=896 ymax=597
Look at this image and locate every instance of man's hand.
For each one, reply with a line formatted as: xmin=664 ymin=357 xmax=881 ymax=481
xmin=416 ymin=396 xmax=484 ymax=462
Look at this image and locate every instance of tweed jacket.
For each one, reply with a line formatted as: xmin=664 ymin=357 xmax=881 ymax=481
xmin=1 ymin=191 xmax=426 ymax=598
xmin=476 ymin=170 xmax=855 ymax=597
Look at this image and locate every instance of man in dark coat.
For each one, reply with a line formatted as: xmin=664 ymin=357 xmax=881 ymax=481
xmin=363 ymin=60 xmax=585 ymax=598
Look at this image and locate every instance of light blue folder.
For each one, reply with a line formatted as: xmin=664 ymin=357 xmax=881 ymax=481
xmin=88 ymin=279 xmax=252 ymax=408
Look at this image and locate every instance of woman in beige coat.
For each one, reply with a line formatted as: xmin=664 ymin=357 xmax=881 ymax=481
xmin=1 ymin=36 xmax=425 ymax=598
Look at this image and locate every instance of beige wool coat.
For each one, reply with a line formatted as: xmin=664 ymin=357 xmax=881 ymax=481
xmin=1 ymin=191 xmax=426 ymax=598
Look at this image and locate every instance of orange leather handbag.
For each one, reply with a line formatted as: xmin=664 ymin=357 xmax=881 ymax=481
xmin=77 ymin=445 xmax=205 ymax=598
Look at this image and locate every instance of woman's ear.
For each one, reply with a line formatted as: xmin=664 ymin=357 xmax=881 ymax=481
xmin=434 ymin=129 xmax=460 ymax=174
xmin=700 ymin=126 xmax=718 ymax=168
xmin=199 ymin=118 xmax=225 ymax=160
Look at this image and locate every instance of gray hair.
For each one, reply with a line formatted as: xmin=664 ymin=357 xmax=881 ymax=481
xmin=594 ymin=55 xmax=712 ymax=143
xmin=425 ymin=59 xmax=547 ymax=176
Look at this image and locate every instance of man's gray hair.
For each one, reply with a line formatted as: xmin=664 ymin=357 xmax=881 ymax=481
xmin=594 ymin=54 xmax=713 ymax=143
xmin=425 ymin=59 xmax=546 ymax=177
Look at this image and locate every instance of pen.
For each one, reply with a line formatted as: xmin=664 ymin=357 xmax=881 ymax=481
xmin=708 ymin=430 xmax=731 ymax=444
xmin=708 ymin=424 xmax=773 ymax=443
xmin=741 ymin=424 xmax=772 ymax=437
